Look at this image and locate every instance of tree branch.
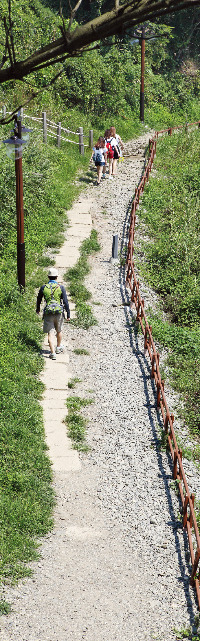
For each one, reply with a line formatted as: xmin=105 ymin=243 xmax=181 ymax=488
xmin=0 ymin=0 xmax=199 ymax=84
xmin=3 ymin=17 xmax=14 ymax=67
xmin=68 ymin=0 xmax=84 ymax=31
xmin=8 ymin=0 xmax=16 ymax=64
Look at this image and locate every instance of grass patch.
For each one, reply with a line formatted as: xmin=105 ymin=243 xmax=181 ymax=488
xmin=65 ymin=396 xmax=93 ymax=451
xmin=0 ymin=132 xmax=90 ymax=583
xmin=0 ymin=599 xmax=11 ymax=616
xmin=74 ymin=348 xmax=90 ymax=355
xmin=139 ymin=129 xmax=200 ymax=441
xmin=145 ymin=312 xmax=200 ymax=442
xmin=37 ymin=256 xmax=56 ymax=267
xmin=65 ymin=229 xmax=100 ymax=329
xmin=67 ymin=396 xmax=93 ymax=411
xmin=175 ymin=624 xmax=200 ymax=640
xmin=68 ymin=377 xmax=82 ymax=389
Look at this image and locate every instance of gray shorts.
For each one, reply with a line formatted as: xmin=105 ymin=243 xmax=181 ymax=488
xmin=43 ymin=313 xmax=64 ymax=333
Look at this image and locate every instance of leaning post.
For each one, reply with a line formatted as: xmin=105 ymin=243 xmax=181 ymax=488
xmin=78 ymin=127 xmax=84 ymax=155
xmin=42 ymin=111 xmax=47 ymax=143
xmin=89 ymin=129 xmax=93 ymax=149
xmin=57 ymin=122 xmax=61 ymax=148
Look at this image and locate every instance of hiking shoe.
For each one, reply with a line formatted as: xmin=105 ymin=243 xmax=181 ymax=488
xmin=102 ymin=174 xmax=106 ymax=179
xmin=56 ymin=345 xmax=65 ymax=354
xmin=49 ymin=353 xmax=56 ymax=360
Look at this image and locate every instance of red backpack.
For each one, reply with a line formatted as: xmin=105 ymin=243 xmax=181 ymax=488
xmin=106 ymin=140 xmax=114 ymax=159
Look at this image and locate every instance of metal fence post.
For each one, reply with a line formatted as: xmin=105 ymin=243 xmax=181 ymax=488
xmin=89 ymin=129 xmax=93 ymax=149
xmin=42 ymin=111 xmax=47 ymax=143
xmin=57 ymin=122 xmax=61 ymax=148
xmin=78 ymin=127 xmax=84 ymax=155
xmin=112 ymin=234 xmax=118 ymax=259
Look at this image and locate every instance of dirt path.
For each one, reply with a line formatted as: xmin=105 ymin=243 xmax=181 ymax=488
xmin=1 ymin=132 xmax=199 ymax=641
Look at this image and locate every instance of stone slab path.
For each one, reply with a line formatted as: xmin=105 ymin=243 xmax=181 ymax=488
xmin=41 ymin=197 xmax=95 ymax=474
xmin=1 ymin=133 xmax=200 ymax=641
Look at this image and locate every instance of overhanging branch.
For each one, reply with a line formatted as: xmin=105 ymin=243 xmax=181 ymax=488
xmin=0 ymin=0 xmax=199 ymax=84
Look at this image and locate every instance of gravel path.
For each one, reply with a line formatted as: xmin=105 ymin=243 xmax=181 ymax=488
xmin=1 ymin=132 xmax=200 ymax=641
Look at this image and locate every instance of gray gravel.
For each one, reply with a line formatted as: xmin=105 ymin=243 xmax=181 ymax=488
xmin=1 ymin=131 xmax=200 ymax=641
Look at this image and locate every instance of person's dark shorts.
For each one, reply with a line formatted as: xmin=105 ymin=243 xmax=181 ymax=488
xmin=114 ymin=149 xmax=119 ymax=160
xmin=95 ymin=161 xmax=105 ymax=166
xmin=43 ymin=313 xmax=63 ymax=333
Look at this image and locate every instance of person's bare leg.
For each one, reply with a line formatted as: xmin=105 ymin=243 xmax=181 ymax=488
xmin=48 ymin=331 xmax=54 ymax=354
xmin=98 ymin=165 xmax=103 ymax=183
xmin=112 ymin=158 xmax=118 ymax=176
xmin=57 ymin=331 xmax=62 ymax=347
xmin=103 ymin=156 xmax=107 ymax=175
xmin=109 ymin=159 xmax=113 ymax=177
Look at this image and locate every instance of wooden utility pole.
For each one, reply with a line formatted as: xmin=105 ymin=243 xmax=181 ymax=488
xmin=15 ymin=119 xmax=25 ymax=289
xmin=140 ymin=26 xmax=145 ymax=122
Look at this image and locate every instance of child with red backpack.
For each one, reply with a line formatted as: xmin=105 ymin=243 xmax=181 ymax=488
xmin=107 ymin=126 xmax=124 ymax=179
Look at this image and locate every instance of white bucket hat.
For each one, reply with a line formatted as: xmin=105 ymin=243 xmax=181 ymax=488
xmin=48 ymin=267 xmax=58 ymax=278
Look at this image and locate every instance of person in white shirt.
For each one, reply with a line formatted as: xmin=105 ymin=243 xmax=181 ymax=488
xmin=107 ymin=126 xmax=124 ymax=178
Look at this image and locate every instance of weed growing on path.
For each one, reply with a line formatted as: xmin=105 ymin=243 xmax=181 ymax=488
xmin=74 ymin=348 xmax=90 ymax=355
xmin=0 ymin=599 xmax=11 ymax=616
xmin=175 ymin=622 xmax=200 ymax=640
xmin=68 ymin=377 xmax=82 ymax=389
xmin=65 ymin=396 xmax=93 ymax=451
xmin=65 ymin=229 xmax=100 ymax=329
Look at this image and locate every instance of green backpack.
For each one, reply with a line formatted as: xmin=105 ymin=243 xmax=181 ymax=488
xmin=43 ymin=282 xmax=63 ymax=315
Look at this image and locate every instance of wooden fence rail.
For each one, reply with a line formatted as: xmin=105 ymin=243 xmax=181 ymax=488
xmin=126 ymin=119 xmax=200 ymax=608
xmin=1 ymin=106 xmax=93 ymax=153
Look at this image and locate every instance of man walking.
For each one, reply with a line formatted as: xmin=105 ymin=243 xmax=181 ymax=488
xmin=36 ymin=267 xmax=70 ymax=360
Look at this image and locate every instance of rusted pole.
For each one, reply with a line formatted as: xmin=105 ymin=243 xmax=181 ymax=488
xmin=140 ymin=26 xmax=145 ymax=122
xmin=15 ymin=119 xmax=25 ymax=289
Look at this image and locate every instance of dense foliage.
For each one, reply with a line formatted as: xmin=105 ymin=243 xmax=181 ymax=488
xmin=0 ymin=1 xmax=199 ymax=129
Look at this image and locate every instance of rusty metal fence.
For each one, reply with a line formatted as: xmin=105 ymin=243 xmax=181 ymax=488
xmin=125 ymin=119 xmax=200 ymax=608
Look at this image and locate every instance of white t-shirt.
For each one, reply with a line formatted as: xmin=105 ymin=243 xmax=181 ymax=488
xmin=108 ymin=136 xmax=118 ymax=149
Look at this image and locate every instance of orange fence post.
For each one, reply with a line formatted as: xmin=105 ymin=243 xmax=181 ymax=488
xmin=157 ymin=382 xmax=161 ymax=409
xmin=178 ymin=449 xmax=183 ymax=480
xmin=183 ymin=494 xmax=189 ymax=528
xmin=151 ymin=355 xmax=155 ymax=379
xmin=191 ymin=548 xmax=200 ymax=586
xmin=173 ymin=451 xmax=178 ymax=480
xmin=144 ymin=326 xmax=148 ymax=350
xmin=190 ymin=494 xmax=195 ymax=528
